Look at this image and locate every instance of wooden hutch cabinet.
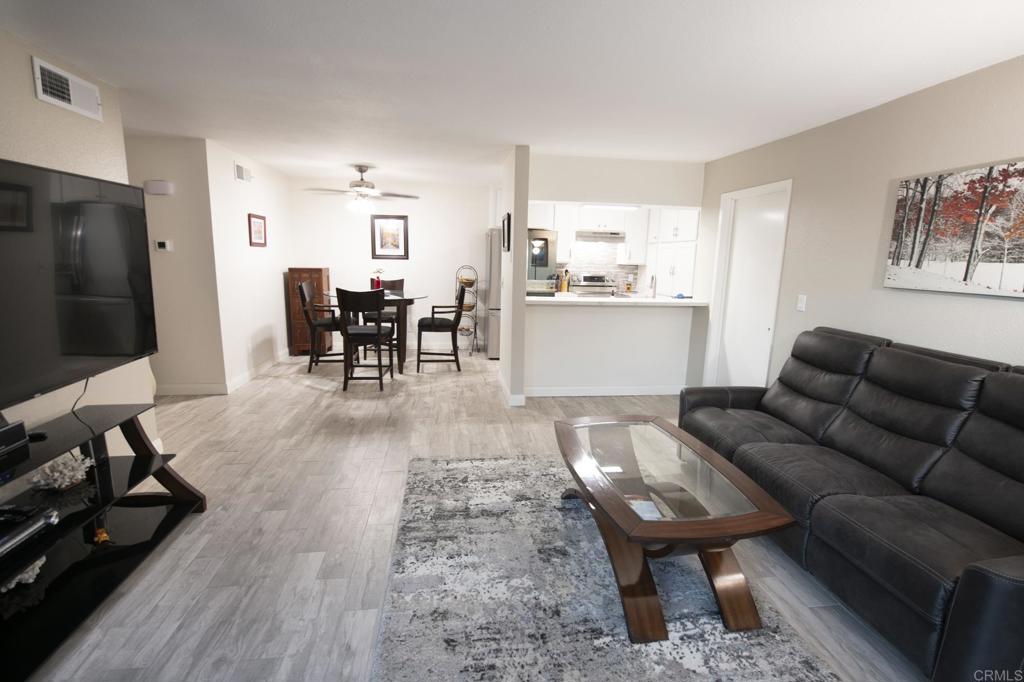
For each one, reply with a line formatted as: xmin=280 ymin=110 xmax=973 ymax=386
xmin=286 ymin=267 xmax=333 ymax=356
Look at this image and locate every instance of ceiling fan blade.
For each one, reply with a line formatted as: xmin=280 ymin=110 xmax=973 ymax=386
xmin=306 ymin=187 xmax=357 ymax=194
xmin=379 ymin=192 xmax=420 ymax=199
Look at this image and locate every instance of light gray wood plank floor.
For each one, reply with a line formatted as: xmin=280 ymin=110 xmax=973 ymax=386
xmin=30 ymin=354 xmax=925 ymax=682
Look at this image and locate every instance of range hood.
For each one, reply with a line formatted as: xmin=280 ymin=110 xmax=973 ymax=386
xmin=574 ymin=229 xmax=626 ymax=242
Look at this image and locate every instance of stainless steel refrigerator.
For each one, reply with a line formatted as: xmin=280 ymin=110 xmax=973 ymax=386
xmin=485 ymin=227 xmax=501 ymax=359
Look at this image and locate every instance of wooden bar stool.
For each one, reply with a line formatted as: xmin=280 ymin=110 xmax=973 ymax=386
xmin=417 ymin=285 xmax=466 ymax=372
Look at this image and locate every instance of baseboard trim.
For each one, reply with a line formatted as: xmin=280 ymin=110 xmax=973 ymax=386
xmin=524 ymin=384 xmax=685 ymax=397
xmin=499 ymin=373 xmax=526 ymax=407
xmin=155 ymin=382 xmax=229 ymax=396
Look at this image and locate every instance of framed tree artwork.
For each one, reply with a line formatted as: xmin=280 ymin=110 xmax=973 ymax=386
xmin=248 ymin=213 xmax=267 ymax=247
xmin=885 ymin=158 xmax=1024 ymax=298
xmin=370 ymin=214 xmax=409 ymax=259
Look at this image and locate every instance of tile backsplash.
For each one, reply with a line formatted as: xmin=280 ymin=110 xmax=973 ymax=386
xmin=563 ymin=240 xmax=639 ymax=291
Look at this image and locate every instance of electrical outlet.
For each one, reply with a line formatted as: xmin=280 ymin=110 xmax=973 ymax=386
xmin=796 ymin=294 xmax=807 ymax=312
xmin=153 ymin=239 xmax=174 ymax=252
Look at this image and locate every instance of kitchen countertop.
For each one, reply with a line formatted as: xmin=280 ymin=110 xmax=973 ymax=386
xmin=525 ymin=293 xmax=707 ymax=307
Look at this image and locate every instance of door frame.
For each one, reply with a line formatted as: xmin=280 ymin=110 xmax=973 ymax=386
xmin=703 ymin=179 xmax=793 ymax=387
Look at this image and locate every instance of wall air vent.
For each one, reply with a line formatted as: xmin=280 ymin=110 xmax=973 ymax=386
xmin=32 ymin=57 xmax=103 ymax=121
xmin=234 ymin=163 xmax=254 ymax=182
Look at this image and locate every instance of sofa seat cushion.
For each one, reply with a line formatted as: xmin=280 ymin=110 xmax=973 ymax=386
xmin=681 ymin=407 xmax=815 ymax=460
xmin=810 ymin=494 xmax=1024 ymax=625
xmin=734 ymin=444 xmax=906 ymax=528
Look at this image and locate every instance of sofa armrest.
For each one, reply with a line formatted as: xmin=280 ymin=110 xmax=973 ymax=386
xmin=678 ymin=386 xmax=767 ymax=425
xmin=932 ymin=554 xmax=1024 ymax=682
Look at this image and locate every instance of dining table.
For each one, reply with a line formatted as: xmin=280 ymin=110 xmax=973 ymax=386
xmin=328 ymin=289 xmax=427 ymax=374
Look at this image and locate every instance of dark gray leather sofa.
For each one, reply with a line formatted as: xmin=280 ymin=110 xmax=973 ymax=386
xmin=679 ymin=327 xmax=1024 ymax=681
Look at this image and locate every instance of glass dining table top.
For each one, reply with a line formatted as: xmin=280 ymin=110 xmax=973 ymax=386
xmin=571 ymin=419 xmax=756 ymax=522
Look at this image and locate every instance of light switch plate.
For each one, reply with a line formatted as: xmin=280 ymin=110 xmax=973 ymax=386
xmin=153 ymin=239 xmax=174 ymax=252
xmin=796 ymin=294 xmax=807 ymax=312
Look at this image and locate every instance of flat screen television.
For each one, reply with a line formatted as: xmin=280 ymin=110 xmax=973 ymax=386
xmin=0 ymin=158 xmax=157 ymax=412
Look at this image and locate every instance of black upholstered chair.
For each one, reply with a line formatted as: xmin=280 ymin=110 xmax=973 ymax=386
xmin=337 ymin=287 xmax=394 ymax=391
xmin=297 ymin=280 xmax=346 ymax=373
xmin=417 ymin=285 xmax=466 ymax=372
xmin=363 ymin=278 xmax=403 ymax=359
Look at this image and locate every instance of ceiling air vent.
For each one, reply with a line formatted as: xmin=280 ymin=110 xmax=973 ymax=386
xmin=31 ymin=57 xmax=103 ymax=121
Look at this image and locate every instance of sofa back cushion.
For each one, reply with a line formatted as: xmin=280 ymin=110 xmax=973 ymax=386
xmin=922 ymin=372 xmax=1024 ymax=541
xmin=890 ymin=342 xmax=1010 ymax=372
xmin=821 ymin=347 xmax=988 ymax=490
xmin=760 ymin=329 xmax=883 ymax=440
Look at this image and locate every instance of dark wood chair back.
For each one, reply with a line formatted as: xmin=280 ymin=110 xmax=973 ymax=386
xmin=369 ymin=277 xmax=405 ymax=293
xmin=338 ymin=288 xmax=386 ymax=338
xmin=453 ymin=285 xmax=467 ymax=328
xmin=297 ymin=280 xmax=317 ymax=327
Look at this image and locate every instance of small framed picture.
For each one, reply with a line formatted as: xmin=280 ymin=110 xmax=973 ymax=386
xmin=0 ymin=183 xmax=32 ymax=232
xmin=501 ymin=212 xmax=511 ymax=252
xmin=371 ymin=214 xmax=409 ymax=260
xmin=248 ymin=213 xmax=267 ymax=247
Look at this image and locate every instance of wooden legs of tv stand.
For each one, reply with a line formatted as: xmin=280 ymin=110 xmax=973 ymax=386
xmin=119 ymin=415 xmax=207 ymax=513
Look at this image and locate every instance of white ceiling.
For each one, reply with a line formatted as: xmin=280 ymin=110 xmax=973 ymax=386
xmin=3 ymin=0 xmax=1024 ymax=184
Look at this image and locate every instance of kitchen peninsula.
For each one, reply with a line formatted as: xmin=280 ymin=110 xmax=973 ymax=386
xmin=524 ymin=294 xmax=708 ymax=396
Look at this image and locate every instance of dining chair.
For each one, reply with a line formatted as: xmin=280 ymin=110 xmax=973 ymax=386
xmin=363 ymin=277 xmax=404 ymax=360
xmin=417 ymin=285 xmax=466 ymax=372
xmin=297 ymin=280 xmax=346 ymax=373
xmin=338 ymin=287 xmax=395 ymax=390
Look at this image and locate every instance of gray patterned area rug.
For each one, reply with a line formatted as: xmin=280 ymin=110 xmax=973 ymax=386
xmin=372 ymin=457 xmax=841 ymax=681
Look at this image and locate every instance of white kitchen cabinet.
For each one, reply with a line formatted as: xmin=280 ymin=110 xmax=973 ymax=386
xmin=616 ymin=208 xmax=650 ymax=265
xmin=578 ymin=205 xmax=627 ymax=231
xmin=553 ymin=202 xmax=578 ymax=263
xmin=652 ymin=207 xmax=700 ymax=243
xmin=528 ymin=201 xmax=555 ymax=228
xmin=654 ymin=241 xmax=697 ymax=297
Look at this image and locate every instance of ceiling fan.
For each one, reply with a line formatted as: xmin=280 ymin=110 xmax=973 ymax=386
xmin=307 ymin=164 xmax=419 ymax=213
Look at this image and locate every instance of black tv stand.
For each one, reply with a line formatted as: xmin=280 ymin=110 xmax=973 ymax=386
xmin=0 ymin=404 xmax=206 ymax=681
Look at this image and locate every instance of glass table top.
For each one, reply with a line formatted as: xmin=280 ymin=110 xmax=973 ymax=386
xmin=573 ymin=420 xmax=756 ymax=521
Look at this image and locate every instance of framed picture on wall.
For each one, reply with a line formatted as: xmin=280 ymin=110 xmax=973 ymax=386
xmin=501 ymin=211 xmax=511 ymax=252
xmin=0 ymin=183 xmax=31 ymax=232
xmin=248 ymin=213 xmax=267 ymax=247
xmin=371 ymin=214 xmax=409 ymax=259
xmin=885 ymin=158 xmax=1024 ymax=298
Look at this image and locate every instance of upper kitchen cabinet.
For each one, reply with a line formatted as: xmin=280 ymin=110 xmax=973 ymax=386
xmin=616 ymin=207 xmax=650 ymax=265
xmin=577 ymin=205 xmax=628 ymax=231
xmin=528 ymin=201 xmax=555 ymax=228
xmin=553 ymin=203 xmax=578 ymax=263
xmin=651 ymin=207 xmax=699 ymax=243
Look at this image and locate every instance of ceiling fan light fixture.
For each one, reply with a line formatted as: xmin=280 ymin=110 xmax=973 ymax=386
xmin=347 ymin=195 xmax=375 ymax=214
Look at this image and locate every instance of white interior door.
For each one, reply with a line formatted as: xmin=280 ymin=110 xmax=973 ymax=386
xmin=706 ymin=180 xmax=791 ymax=386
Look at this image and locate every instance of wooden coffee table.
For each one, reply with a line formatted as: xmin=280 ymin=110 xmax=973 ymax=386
xmin=555 ymin=415 xmax=794 ymax=643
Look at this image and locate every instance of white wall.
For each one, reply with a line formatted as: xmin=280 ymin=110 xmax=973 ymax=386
xmin=289 ymin=176 xmax=491 ymax=352
xmin=499 ymin=146 xmax=530 ymax=405
xmin=125 ymin=135 xmax=227 ymax=394
xmin=530 ymin=153 xmax=704 ymax=206
xmin=206 ymin=141 xmax=293 ymax=391
xmin=698 ymin=55 xmax=1024 ymax=378
xmin=0 ymin=29 xmax=158 ymax=449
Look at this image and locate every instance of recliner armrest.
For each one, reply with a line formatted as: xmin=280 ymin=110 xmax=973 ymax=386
xmin=932 ymin=554 xmax=1024 ymax=682
xmin=678 ymin=386 xmax=767 ymax=425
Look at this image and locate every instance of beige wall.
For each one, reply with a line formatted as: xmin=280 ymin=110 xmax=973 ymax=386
xmin=499 ymin=146 xmax=530 ymax=404
xmin=289 ymin=177 xmax=490 ymax=351
xmin=0 ymin=29 xmax=157 ymax=448
xmin=125 ymin=135 xmax=227 ymax=394
xmin=699 ymin=56 xmax=1024 ymax=380
xmin=530 ymin=153 xmax=703 ymax=206
xmin=206 ymin=140 xmax=293 ymax=390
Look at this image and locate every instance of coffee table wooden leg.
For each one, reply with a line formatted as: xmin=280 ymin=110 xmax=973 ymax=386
xmin=590 ymin=506 xmax=668 ymax=643
xmin=698 ymin=547 xmax=761 ymax=631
